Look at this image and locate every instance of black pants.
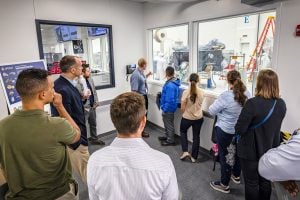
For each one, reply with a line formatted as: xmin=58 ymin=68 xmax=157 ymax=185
xmin=143 ymin=95 xmax=148 ymax=133
xmin=215 ymin=126 xmax=241 ymax=186
xmin=143 ymin=95 xmax=148 ymax=117
xmin=240 ymin=158 xmax=272 ymax=200
xmin=180 ymin=117 xmax=203 ymax=159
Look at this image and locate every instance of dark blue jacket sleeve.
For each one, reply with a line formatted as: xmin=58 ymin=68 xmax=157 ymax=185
xmin=51 ymin=87 xmax=72 ymax=117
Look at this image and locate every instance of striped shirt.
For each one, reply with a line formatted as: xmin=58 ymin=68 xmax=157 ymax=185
xmin=87 ymin=137 xmax=179 ymax=200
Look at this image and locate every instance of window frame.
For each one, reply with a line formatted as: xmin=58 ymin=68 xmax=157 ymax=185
xmin=35 ymin=19 xmax=115 ymax=90
xmin=148 ymin=23 xmax=190 ymax=84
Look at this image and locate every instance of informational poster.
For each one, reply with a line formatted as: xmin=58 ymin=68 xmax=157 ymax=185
xmin=73 ymin=40 xmax=84 ymax=54
xmin=0 ymin=60 xmax=46 ymax=114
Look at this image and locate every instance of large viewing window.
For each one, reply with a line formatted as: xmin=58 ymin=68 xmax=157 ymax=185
xmin=151 ymin=24 xmax=189 ymax=82
xmin=36 ymin=20 xmax=115 ymax=89
xmin=197 ymin=11 xmax=276 ymax=94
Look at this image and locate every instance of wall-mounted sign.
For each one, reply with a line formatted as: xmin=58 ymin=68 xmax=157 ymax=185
xmin=0 ymin=60 xmax=46 ymax=113
xmin=244 ymin=16 xmax=250 ymax=23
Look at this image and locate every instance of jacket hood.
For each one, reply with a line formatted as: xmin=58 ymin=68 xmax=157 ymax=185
xmin=169 ymin=77 xmax=181 ymax=86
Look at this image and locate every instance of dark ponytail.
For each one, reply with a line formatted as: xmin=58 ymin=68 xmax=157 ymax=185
xmin=227 ymin=70 xmax=247 ymax=106
xmin=189 ymin=73 xmax=199 ymax=104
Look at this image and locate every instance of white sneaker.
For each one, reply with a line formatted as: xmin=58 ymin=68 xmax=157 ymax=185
xmin=210 ymin=181 xmax=230 ymax=194
xmin=180 ymin=152 xmax=190 ymax=160
xmin=231 ymin=175 xmax=241 ymax=184
xmin=190 ymin=157 xmax=196 ymax=163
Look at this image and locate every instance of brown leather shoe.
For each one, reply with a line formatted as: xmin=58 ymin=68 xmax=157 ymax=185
xmin=142 ymin=131 xmax=150 ymax=138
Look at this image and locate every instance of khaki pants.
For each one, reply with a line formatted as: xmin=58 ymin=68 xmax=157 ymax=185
xmin=56 ymin=182 xmax=79 ymax=200
xmin=68 ymin=145 xmax=90 ymax=184
xmin=0 ymin=165 xmax=6 ymax=185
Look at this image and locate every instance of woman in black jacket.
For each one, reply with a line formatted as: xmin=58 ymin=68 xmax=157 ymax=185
xmin=235 ymin=69 xmax=286 ymax=200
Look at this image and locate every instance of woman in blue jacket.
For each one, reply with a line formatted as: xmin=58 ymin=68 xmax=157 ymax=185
xmin=159 ymin=66 xmax=180 ymax=146
xmin=209 ymin=70 xmax=251 ymax=194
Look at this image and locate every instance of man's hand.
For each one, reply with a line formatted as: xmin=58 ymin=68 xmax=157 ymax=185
xmin=53 ymin=92 xmax=63 ymax=108
xmin=280 ymin=180 xmax=299 ymax=197
xmin=82 ymin=89 xmax=91 ymax=100
xmin=146 ymin=71 xmax=152 ymax=78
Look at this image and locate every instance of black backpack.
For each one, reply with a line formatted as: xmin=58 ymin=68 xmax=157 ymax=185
xmin=156 ymin=92 xmax=161 ymax=110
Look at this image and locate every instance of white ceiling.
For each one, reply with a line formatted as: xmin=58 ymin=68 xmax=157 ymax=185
xmin=125 ymin=0 xmax=206 ymax=3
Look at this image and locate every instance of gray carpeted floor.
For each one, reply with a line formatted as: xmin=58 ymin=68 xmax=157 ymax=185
xmin=78 ymin=124 xmax=277 ymax=200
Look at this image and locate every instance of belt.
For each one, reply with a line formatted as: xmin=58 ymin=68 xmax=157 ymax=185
xmin=70 ymin=179 xmax=78 ymax=196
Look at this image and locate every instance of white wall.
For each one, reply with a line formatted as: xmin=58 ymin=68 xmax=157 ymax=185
xmin=0 ymin=0 xmax=38 ymax=119
xmin=143 ymin=0 xmax=300 ymax=132
xmin=275 ymin=0 xmax=300 ymax=131
xmin=34 ymin=0 xmax=145 ymax=100
xmin=0 ymin=0 xmax=145 ymax=120
xmin=143 ymin=0 xmax=279 ymax=29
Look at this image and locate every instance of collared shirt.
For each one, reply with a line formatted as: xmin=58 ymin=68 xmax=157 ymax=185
xmin=258 ymin=134 xmax=300 ymax=181
xmin=130 ymin=68 xmax=148 ymax=95
xmin=87 ymin=137 xmax=179 ymax=200
xmin=86 ymin=78 xmax=94 ymax=107
xmin=209 ymin=90 xmax=251 ymax=134
xmin=62 ymin=74 xmax=78 ymax=87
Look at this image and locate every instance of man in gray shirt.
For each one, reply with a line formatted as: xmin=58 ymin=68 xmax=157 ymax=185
xmin=77 ymin=64 xmax=105 ymax=145
xmin=130 ymin=58 xmax=152 ymax=137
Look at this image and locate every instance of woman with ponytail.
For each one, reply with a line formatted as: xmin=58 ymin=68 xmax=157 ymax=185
xmin=209 ymin=70 xmax=251 ymax=194
xmin=180 ymin=73 xmax=204 ymax=163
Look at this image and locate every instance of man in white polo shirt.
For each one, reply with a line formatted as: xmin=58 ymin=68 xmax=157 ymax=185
xmin=87 ymin=92 xmax=179 ymax=200
xmin=259 ymin=129 xmax=300 ymax=198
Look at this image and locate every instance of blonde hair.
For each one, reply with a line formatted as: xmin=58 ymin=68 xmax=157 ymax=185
xmin=138 ymin=58 xmax=147 ymax=68
xmin=255 ymin=69 xmax=280 ymax=99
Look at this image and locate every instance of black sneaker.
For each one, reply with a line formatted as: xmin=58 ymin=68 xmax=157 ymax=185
xmin=210 ymin=181 xmax=230 ymax=194
xmin=231 ymin=175 xmax=241 ymax=184
xmin=158 ymin=136 xmax=167 ymax=141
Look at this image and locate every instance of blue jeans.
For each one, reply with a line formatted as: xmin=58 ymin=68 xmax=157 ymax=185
xmin=215 ymin=126 xmax=241 ymax=186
